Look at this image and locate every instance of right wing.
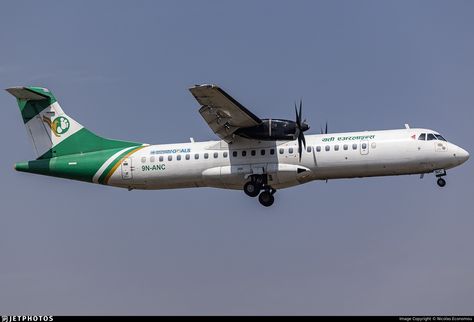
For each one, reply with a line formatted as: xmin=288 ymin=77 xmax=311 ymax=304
xmin=189 ymin=84 xmax=262 ymax=142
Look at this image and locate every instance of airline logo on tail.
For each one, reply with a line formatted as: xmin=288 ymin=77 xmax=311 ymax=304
xmin=42 ymin=116 xmax=70 ymax=137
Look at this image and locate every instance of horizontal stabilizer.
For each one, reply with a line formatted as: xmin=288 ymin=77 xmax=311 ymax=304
xmin=6 ymin=87 xmax=52 ymax=101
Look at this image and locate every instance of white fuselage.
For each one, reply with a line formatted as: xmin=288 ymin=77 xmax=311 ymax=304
xmin=106 ymin=128 xmax=469 ymax=191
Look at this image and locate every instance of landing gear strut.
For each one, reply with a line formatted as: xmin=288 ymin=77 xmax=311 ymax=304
xmin=434 ymin=169 xmax=447 ymax=188
xmin=243 ymin=175 xmax=277 ymax=207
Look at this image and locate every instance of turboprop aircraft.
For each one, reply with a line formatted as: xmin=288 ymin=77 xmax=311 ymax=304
xmin=7 ymin=84 xmax=469 ymax=207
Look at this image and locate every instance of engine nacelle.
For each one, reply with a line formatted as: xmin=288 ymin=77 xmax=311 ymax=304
xmin=234 ymin=119 xmax=309 ymax=141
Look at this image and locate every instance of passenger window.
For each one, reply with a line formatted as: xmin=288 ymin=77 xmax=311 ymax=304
xmin=352 ymin=144 xmax=357 ymax=150
xmin=214 ymin=152 xmax=218 ymax=158
xmin=418 ymin=133 xmax=426 ymax=141
xmin=150 ymin=156 xmax=155 ymax=163
xmin=270 ymin=149 xmax=275 ymax=155
xmin=141 ymin=156 xmax=146 ymax=163
xmin=316 ymin=146 xmax=321 ymax=152
xmin=204 ymin=153 xmax=209 ymax=159
xmin=306 ymin=146 xmax=312 ymax=153
xmin=343 ymin=144 xmax=348 ymax=150
xmin=185 ymin=154 xmax=190 ymax=160
xmin=261 ymin=149 xmax=265 ymax=156
xmin=223 ymin=152 xmax=228 ymax=158
xmin=242 ymin=151 xmax=247 ymax=157
xmin=289 ymin=147 xmax=294 ymax=154
xmin=177 ymin=155 xmax=181 ymax=161
xmin=279 ymin=148 xmax=284 ymax=154
xmin=334 ymin=145 xmax=339 ymax=151
xmin=194 ymin=154 xmax=199 ymax=160
xmin=232 ymin=151 xmax=237 ymax=157
xmin=427 ymin=134 xmax=436 ymax=141
xmin=362 ymin=143 xmax=367 ymax=149
xmin=325 ymin=145 xmax=330 ymax=151
xmin=159 ymin=156 xmax=164 ymax=162
xmin=251 ymin=150 xmax=256 ymax=156
xmin=168 ymin=155 xmax=172 ymax=161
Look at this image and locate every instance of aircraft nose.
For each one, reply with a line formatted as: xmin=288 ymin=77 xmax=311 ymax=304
xmin=456 ymin=147 xmax=470 ymax=164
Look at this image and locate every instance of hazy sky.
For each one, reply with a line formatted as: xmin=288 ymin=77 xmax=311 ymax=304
xmin=1 ymin=0 xmax=473 ymax=315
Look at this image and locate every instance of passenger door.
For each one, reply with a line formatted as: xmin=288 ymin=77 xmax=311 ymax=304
xmin=121 ymin=158 xmax=133 ymax=180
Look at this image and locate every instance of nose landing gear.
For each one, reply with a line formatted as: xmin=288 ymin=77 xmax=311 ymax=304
xmin=243 ymin=175 xmax=277 ymax=207
xmin=437 ymin=177 xmax=446 ymax=187
xmin=434 ymin=169 xmax=447 ymax=188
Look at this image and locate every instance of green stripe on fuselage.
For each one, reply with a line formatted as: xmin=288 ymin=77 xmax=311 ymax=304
xmin=97 ymin=146 xmax=137 ymax=184
xmin=15 ymin=148 xmax=131 ymax=183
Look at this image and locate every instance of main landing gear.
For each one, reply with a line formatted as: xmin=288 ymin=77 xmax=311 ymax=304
xmin=434 ymin=169 xmax=447 ymax=188
xmin=243 ymin=175 xmax=276 ymax=207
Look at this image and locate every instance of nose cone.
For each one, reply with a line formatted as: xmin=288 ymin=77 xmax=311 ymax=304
xmin=302 ymin=123 xmax=310 ymax=132
xmin=456 ymin=147 xmax=470 ymax=164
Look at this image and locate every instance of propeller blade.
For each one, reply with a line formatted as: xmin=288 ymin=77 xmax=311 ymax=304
xmin=298 ymin=136 xmax=303 ymax=161
xmin=301 ymin=132 xmax=306 ymax=148
xmin=299 ymin=100 xmax=302 ymax=126
xmin=325 ymin=122 xmax=328 ymax=134
xmin=293 ymin=99 xmax=307 ymax=162
xmin=294 ymin=127 xmax=300 ymax=140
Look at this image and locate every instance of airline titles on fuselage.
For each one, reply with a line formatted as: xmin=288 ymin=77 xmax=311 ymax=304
xmin=150 ymin=148 xmax=191 ymax=155
xmin=322 ymin=134 xmax=376 ymax=142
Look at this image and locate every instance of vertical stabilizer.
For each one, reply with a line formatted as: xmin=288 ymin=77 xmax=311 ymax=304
xmin=6 ymin=86 xmax=143 ymax=159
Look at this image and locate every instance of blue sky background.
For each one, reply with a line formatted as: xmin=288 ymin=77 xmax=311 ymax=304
xmin=1 ymin=0 xmax=473 ymax=315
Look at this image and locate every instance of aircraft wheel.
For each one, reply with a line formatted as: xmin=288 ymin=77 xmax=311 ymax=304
xmin=258 ymin=191 xmax=274 ymax=207
xmin=437 ymin=177 xmax=446 ymax=188
xmin=244 ymin=181 xmax=260 ymax=197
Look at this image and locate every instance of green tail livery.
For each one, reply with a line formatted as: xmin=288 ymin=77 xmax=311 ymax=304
xmin=7 ymin=86 xmax=146 ymax=184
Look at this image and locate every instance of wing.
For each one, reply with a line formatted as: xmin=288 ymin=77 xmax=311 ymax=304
xmin=189 ymin=84 xmax=262 ymax=142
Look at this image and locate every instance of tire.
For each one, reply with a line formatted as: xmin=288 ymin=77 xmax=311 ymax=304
xmin=437 ymin=178 xmax=446 ymax=187
xmin=258 ymin=191 xmax=275 ymax=207
xmin=244 ymin=181 xmax=260 ymax=197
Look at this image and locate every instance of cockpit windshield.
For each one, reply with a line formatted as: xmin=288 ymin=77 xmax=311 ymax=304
xmin=418 ymin=132 xmax=447 ymax=141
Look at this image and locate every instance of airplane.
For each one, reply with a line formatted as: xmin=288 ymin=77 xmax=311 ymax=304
xmin=7 ymin=84 xmax=469 ymax=207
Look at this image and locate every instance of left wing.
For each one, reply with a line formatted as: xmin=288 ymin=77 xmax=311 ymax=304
xmin=189 ymin=84 xmax=262 ymax=142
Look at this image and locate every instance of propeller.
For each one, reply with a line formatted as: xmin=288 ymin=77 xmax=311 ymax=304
xmin=294 ymin=100 xmax=309 ymax=161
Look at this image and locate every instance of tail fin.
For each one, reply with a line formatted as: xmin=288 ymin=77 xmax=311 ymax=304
xmin=6 ymin=86 xmax=143 ymax=159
